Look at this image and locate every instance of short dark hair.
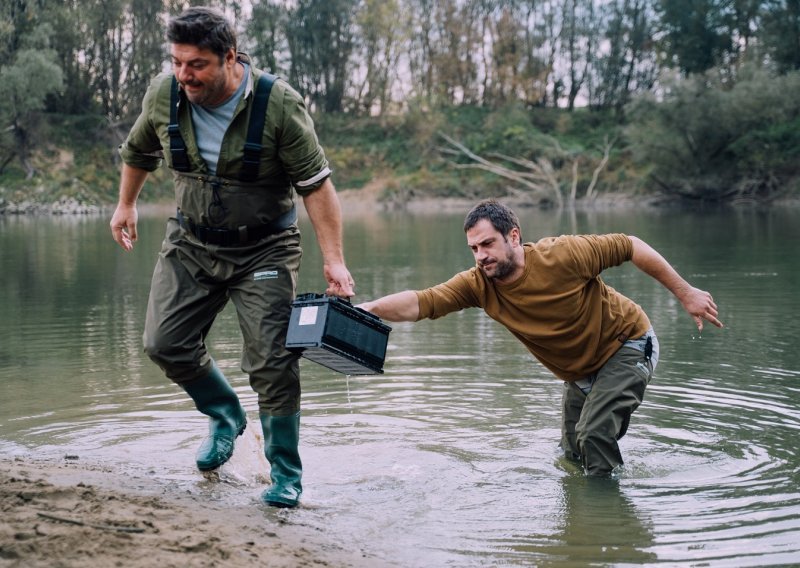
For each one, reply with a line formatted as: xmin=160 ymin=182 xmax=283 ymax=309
xmin=167 ymin=6 xmax=237 ymax=60
xmin=463 ymin=199 xmax=521 ymax=238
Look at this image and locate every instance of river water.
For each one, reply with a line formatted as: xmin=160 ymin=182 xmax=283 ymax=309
xmin=1 ymin=205 xmax=799 ymax=566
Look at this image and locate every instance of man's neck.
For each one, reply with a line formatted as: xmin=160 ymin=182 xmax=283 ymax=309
xmin=494 ymin=246 xmax=526 ymax=285
xmin=217 ymin=61 xmax=244 ymax=105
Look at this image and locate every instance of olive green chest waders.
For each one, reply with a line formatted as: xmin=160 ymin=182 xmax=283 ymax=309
xmin=142 ymin=73 xmax=305 ymax=507
xmin=560 ymin=331 xmax=658 ymax=476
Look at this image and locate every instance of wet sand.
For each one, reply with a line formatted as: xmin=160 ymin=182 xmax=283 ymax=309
xmin=0 ymin=454 xmax=378 ymax=568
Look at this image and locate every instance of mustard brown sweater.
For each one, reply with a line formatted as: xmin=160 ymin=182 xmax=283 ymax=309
xmin=415 ymin=234 xmax=651 ymax=381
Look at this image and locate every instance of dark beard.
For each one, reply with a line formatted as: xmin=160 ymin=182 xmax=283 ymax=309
xmin=482 ymin=257 xmax=516 ymax=281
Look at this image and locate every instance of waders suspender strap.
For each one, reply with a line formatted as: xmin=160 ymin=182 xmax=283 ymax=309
xmin=240 ymin=73 xmax=276 ymax=182
xmin=168 ymin=76 xmax=191 ymax=172
xmin=167 ymin=72 xmax=276 ymax=179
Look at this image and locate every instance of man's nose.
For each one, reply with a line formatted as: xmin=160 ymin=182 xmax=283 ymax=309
xmin=175 ymin=65 xmax=191 ymax=84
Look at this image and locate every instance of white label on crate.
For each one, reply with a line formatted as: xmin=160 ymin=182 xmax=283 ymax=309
xmin=298 ymin=306 xmax=319 ymax=326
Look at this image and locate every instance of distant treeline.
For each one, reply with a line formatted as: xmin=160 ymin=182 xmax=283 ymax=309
xmin=1 ymin=0 xmax=799 ymax=205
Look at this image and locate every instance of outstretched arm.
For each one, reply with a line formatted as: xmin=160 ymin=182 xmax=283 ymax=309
xmin=358 ymin=291 xmax=420 ymax=322
xmin=302 ymin=178 xmax=355 ymax=298
xmin=629 ymin=236 xmax=723 ymax=331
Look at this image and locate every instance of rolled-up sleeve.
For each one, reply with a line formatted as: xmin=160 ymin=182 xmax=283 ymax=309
xmin=118 ymin=77 xmax=165 ymax=172
xmin=276 ymin=84 xmax=330 ymax=195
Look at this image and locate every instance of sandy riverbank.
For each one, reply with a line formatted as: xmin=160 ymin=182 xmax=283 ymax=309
xmin=0 ymin=455 xmax=380 ymax=568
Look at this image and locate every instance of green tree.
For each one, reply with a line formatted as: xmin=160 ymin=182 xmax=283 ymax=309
xmin=559 ymin=0 xmax=596 ymax=110
xmin=1 ymin=0 xmax=26 ymax=62
xmin=0 ymin=24 xmax=63 ymax=178
xmin=283 ymin=0 xmax=358 ymax=113
xmin=482 ymin=2 xmax=550 ymax=108
xmin=592 ymin=0 xmax=657 ymax=113
xmin=352 ymin=0 xmax=405 ymax=115
xmin=43 ymin=2 xmax=97 ymax=114
xmin=123 ymin=0 xmax=168 ymax=119
xmin=625 ymin=64 xmax=800 ymax=201
xmin=40 ymin=0 xmax=166 ymax=118
xmin=405 ymin=0 xmax=483 ymax=106
xmin=761 ymin=0 xmax=800 ymax=71
xmin=655 ymin=0 xmax=734 ymax=74
xmin=247 ymin=0 xmax=289 ymax=74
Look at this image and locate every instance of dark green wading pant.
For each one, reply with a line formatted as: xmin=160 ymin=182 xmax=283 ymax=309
xmin=560 ymin=334 xmax=658 ymax=476
xmin=143 ymin=218 xmax=303 ymax=416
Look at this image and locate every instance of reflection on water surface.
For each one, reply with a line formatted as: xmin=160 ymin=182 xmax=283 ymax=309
xmin=1 ymin=206 xmax=799 ymax=566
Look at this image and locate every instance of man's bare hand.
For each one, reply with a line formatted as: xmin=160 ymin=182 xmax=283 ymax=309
xmin=110 ymin=203 xmax=138 ymax=252
xmin=680 ymin=286 xmax=723 ymax=332
xmin=323 ymin=262 xmax=355 ymax=298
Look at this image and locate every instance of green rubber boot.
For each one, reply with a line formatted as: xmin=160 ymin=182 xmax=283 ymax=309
xmin=180 ymin=364 xmax=247 ymax=471
xmin=260 ymin=412 xmax=302 ymax=508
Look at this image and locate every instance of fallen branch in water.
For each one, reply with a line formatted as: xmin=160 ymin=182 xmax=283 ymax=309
xmin=37 ymin=512 xmax=146 ymax=533
xmin=584 ymin=135 xmax=615 ymax=200
xmin=438 ymin=132 xmax=564 ymax=208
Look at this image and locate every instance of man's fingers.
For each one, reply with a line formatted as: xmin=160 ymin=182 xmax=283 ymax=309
xmin=694 ymin=312 xmax=724 ymax=331
xmin=112 ymin=226 xmax=134 ymax=252
xmin=700 ymin=297 xmax=723 ymax=328
xmin=327 ymin=282 xmax=355 ymax=298
xmin=110 ymin=204 xmax=138 ymax=252
xmin=686 ymin=288 xmax=723 ymax=331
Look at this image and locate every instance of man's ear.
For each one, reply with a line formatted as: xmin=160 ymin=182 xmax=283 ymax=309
xmin=508 ymin=227 xmax=521 ymax=246
xmin=224 ymin=48 xmax=237 ymax=67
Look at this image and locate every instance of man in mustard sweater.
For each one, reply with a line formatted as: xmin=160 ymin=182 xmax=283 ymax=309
xmin=358 ymin=199 xmax=723 ymax=476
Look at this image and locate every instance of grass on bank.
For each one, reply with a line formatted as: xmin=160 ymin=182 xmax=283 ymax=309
xmin=3 ymin=92 xmax=798 ymax=209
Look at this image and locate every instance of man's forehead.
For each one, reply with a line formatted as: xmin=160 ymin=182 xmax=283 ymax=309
xmin=170 ymin=43 xmax=217 ymax=60
xmin=466 ymin=219 xmax=501 ymax=245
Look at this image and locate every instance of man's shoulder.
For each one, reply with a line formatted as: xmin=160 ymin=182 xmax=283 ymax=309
xmin=246 ymin=66 xmax=304 ymax=108
xmin=526 ymin=234 xmax=632 ymax=270
xmin=523 ymin=236 xmax=586 ymax=269
xmin=526 ymin=235 xmax=573 ymax=254
xmin=142 ymin=72 xmax=176 ymax=107
xmin=528 ymin=236 xmax=560 ymax=248
xmin=528 ymin=234 xmax=622 ymax=251
xmin=149 ymin=71 xmax=175 ymax=92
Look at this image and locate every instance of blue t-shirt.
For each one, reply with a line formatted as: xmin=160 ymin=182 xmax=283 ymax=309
xmin=190 ymin=62 xmax=249 ymax=175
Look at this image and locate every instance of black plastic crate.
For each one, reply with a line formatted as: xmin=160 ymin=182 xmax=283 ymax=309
xmin=285 ymin=293 xmax=392 ymax=375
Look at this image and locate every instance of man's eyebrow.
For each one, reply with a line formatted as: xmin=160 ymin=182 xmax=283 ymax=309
xmin=172 ymin=56 xmax=209 ymax=64
xmin=469 ymin=237 xmax=494 ymax=248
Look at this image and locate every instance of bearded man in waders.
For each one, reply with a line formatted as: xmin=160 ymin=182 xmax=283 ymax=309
xmin=359 ymin=200 xmax=724 ymax=477
xmin=110 ymin=6 xmax=355 ymax=508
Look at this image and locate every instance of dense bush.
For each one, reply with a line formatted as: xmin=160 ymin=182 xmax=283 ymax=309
xmin=4 ymin=80 xmax=798 ymax=208
xmin=625 ymin=65 xmax=800 ymax=202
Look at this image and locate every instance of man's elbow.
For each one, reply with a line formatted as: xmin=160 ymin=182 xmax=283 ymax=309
xmin=627 ymin=235 xmax=648 ymax=262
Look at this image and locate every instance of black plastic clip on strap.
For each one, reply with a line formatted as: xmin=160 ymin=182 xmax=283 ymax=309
xmin=644 ymin=336 xmax=653 ymax=360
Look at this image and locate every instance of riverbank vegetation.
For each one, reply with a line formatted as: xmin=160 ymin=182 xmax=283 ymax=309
xmin=1 ymin=0 xmax=799 ymax=211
